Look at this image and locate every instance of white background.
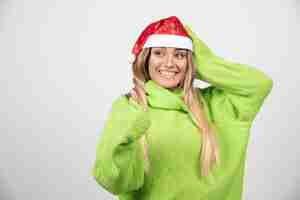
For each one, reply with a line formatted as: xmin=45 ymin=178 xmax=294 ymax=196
xmin=0 ymin=0 xmax=299 ymax=199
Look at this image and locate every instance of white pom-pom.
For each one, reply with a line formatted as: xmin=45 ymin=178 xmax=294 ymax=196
xmin=128 ymin=53 xmax=136 ymax=64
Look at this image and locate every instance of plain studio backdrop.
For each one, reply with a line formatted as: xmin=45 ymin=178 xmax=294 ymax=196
xmin=0 ymin=0 xmax=299 ymax=199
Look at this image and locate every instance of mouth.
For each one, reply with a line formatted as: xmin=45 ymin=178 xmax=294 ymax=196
xmin=158 ymin=69 xmax=179 ymax=79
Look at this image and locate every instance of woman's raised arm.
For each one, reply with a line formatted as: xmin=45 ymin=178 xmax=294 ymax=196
xmin=185 ymin=25 xmax=273 ymax=123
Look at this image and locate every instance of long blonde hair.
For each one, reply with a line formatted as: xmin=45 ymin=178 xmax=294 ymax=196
xmin=127 ymin=47 xmax=220 ymax=177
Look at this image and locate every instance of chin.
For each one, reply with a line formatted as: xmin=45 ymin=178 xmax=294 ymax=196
xmin=154 ymin=78 xmax=181 ymax=89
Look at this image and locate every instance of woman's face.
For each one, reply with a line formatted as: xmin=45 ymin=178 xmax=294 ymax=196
xmin=148 ymin=47 xmax=188 ymax=90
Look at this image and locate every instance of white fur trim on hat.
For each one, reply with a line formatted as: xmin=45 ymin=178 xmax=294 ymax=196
xmin=143 ymin=34 xmax=193 ymax=51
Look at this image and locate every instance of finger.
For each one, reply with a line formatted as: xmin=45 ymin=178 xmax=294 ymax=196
xmin=130 ymin=88 xmax=138 ymax=100
xmin=184 ymin=24 xmax=194 ymax=37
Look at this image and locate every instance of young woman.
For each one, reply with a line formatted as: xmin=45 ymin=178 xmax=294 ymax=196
xmin=90 ymin=16 xmax=273 ymax=200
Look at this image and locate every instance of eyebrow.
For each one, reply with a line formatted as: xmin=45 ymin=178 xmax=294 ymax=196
xmin=152 ymin=47 xmax=187 ymax=51
xmin=175 ymin=48 xmax=187 ymax=51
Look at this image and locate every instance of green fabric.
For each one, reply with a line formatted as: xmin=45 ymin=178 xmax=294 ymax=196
xmin=90 ymin=25 xmax=273 ymax=200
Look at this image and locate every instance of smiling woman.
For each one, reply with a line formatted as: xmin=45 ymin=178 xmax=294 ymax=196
xmin=148 ymin=47 xmax=189 ymax=90
xmin=90 ymin=16 xmax=273 ymax=200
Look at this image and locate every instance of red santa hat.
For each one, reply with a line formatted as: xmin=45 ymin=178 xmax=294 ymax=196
xmin=129 ymin=16 xmax=193 ymax=64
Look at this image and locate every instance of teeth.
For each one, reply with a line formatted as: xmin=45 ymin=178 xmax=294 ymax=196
xmin=161 ymin=71 xmax=175 ymax=75
xmin=159 ymin=70 xmax=177 ymax=79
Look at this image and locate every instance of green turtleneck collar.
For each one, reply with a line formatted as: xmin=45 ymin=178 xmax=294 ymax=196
xmin=144 ymin=80 xmax=189 ymax=112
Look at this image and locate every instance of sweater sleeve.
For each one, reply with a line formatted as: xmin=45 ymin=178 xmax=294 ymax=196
xmin=185 ymin=25 xmax=273 ymax=123
xmin=90 ymin=95 xmax=151 ymax=195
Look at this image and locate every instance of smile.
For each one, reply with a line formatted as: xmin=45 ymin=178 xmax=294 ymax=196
xmin=158 ymin=70 xmax=178 ymax=79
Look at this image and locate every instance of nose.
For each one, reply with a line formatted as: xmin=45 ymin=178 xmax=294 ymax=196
xmin=165 ymin=54 xmax=175 ymax=68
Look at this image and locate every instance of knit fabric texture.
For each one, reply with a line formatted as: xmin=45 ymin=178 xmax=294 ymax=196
xmin=90 ymin=26 xmax=273 ymax=200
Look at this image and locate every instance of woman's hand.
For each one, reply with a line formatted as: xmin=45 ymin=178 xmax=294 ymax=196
xmin=129 ymin=87 xmax=139 ymax=103
xmin=129 ymin=78 xmax=147 ymax=106
xmin=184 ymin=24 xmax=216 ymax=66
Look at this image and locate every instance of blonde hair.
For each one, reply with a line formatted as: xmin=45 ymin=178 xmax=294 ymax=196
xmin=127 ymin=47 xmax=220 ymax=177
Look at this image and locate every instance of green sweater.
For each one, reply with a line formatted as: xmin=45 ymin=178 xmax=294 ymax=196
xmin=90 ymin=26 xmax=273 ymax=200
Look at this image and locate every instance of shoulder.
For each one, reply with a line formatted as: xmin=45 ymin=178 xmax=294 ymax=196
xmin=194 ymin=86 xmax=219 ymax=106
xmin=196 ymin=86 xmax=223 ymax=99
xmin=195 ymin=86 xmax=231 ymax=121
xmin=111 ymin=94 xmax=130 ymax=108
xmin=110 ymin=93 xmax=145 ymax=113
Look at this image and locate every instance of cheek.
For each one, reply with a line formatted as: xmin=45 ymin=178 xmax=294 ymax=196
xmin=179 ymin=62 xmax=188 ymax=74
xmin=149 ymin=57 xmax=160 ymax=67
xmin=148 ymin=59 xmax=160 ymax=73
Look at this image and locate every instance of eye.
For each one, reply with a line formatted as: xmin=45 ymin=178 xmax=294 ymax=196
xmin=175 ymin=52 xmax=187 ymax=59
xmin=153 ymin=49 xmax=164 ymax=57
xmin=154 ymin=51 xmax=161 ymax=55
